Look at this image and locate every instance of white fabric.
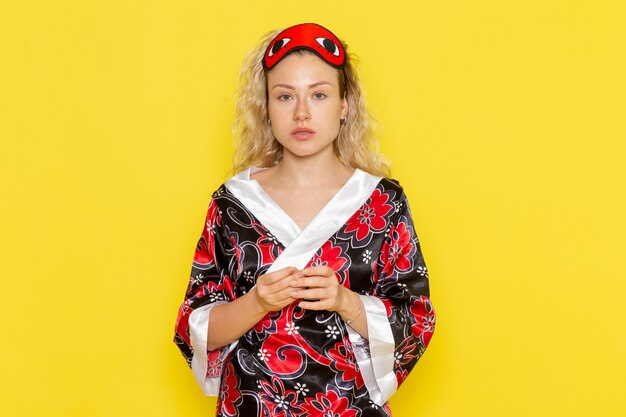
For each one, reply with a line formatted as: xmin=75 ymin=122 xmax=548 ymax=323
xmin=224 ymin=166 xmax=382 ymax=259
xmin=225 ymin=166 xmax=301 ymax=247
xmin=346 ymin=295 xmax=398 ymax=405
xmin=189 ymin=301 xmax=237 ymax=395
xmin=192 ymin=166 xmax=396 ymax=400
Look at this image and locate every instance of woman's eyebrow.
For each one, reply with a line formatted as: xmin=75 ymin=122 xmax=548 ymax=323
xmin=271 ymin=81 xmax=333 ymax=90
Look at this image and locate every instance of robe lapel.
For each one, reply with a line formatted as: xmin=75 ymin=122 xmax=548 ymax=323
xmin=225 ymin=166 xmax=382 ymax=273
xmin=225 ymin=166 xmax=301 ymax=248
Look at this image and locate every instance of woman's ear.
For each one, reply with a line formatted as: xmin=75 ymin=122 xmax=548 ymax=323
xmin=341 ymin=94 xmax=348 ymax=120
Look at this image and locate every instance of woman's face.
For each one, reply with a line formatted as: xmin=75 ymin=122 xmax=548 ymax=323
xmin=267 ymin=52 xmax=348 ymax=160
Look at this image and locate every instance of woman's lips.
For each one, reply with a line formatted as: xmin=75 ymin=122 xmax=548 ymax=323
xmin=291 ymin=129 xmax=315 ymax=140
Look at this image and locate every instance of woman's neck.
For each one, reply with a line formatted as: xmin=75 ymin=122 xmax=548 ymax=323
xmin=272 ymin=154 xmax=353 ymax=188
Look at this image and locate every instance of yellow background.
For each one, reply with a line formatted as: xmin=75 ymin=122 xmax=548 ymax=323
xmin=1 ymin=1 xmax=624 ymax=416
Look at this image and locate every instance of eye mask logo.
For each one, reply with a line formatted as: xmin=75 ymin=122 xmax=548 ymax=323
xmin=263 ymin=23 xmax=346 ymax=70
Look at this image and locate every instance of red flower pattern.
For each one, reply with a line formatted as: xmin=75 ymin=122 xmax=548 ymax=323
xmin=380 ymin=219 xmax=414 ymax=277
xmin=328 ymin=340 xmax=365 ymax=389
xmin=259 ymin=375 xmax=303 ymax=417
xmin=193 ymin=200 xmax=220 ymax=266
xmin=410 ymin=297 xmax=436 ymax=346
xmin=342 ymin=188 xmax=394 ymax=247
xmin=219 ymin=361 xmax=242 ymax=416
xmin=300 ymin=389 xmax=359 ymax=417
xmin=206 ymin=350 xmax=224 ymax=377
xmin=395 ymin=368 xmax=409 ymax=386
xmin=310 ymin=240 xmax=351 ymax=286
xmin=394 ymin=337 xmax=417 ymax=369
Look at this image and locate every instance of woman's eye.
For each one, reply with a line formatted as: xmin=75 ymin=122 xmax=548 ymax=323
xmin=278 ymin=94 xmax=292 ymax=101
xmin=313 ymin=92 xmax=327 ymax=100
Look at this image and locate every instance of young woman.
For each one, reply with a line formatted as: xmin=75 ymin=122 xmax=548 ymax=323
xmin=174 ymin=23 xmax=436 ymax=417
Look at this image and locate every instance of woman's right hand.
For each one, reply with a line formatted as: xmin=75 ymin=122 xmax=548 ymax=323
xmin=253 ymin=266 xmax=303 ymax=313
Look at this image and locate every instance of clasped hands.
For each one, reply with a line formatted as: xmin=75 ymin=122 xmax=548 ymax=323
xmin=253 ymin=266 xmax=352 ymax=314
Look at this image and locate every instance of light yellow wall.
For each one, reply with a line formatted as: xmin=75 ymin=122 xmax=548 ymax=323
xmin=1 ymin=1 xmax=624 ymax=416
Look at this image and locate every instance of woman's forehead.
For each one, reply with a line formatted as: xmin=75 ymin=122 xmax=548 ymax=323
xmin=267 ymin=52 xmax=340 ymax=86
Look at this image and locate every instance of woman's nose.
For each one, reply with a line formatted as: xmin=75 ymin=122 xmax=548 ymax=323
xmin=293 ymin=100 xmax=311 ymax=121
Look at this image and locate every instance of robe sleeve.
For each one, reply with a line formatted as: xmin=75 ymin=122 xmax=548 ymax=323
xmin=173 ymin=198 xmax=238 ymax=396
xmin=346 ymin=190 xmax=436 ymax=405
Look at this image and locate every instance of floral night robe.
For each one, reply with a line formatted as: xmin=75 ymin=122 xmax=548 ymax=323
xmin=174 ymin=166 xmax=436 ymax=416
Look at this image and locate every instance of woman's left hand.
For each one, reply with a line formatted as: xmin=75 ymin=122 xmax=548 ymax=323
xmin=290 ymin=266 xmax=348 ymax=312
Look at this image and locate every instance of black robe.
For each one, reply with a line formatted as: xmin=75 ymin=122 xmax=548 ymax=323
xmin=174 ymin=167 xmax=435 ymax=416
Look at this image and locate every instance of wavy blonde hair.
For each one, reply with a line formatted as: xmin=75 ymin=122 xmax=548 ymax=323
xmin=231 ymin=27 xmax=391 ymax=177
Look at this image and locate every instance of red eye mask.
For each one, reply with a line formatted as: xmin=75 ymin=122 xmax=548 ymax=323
xmin=263 ymin=23 xmax=346 ymax=70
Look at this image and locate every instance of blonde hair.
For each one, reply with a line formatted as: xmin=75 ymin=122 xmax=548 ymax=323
xmin=231 ymin=28 xmax=391 ymax=177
